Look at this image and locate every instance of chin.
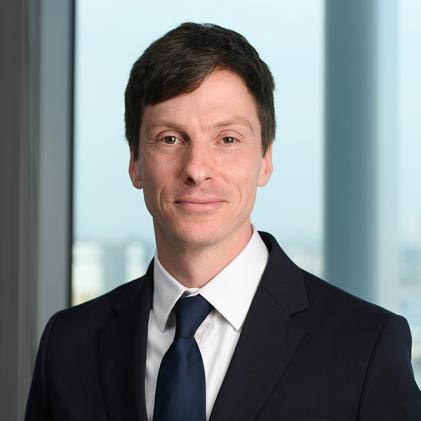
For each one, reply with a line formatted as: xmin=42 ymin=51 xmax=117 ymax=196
xmin=155 ymin=211 xmax=249 ymax=250
xmin=165 ymin=220 xmax=228 ymax=249
xmin=176 ymin=227 xmax=223 ymax=248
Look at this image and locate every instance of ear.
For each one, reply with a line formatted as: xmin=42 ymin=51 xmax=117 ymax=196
xmin=128 ymin=149 xmax=143 ymax=189
xmin=257 ymin=142 xmax=273 ymax=187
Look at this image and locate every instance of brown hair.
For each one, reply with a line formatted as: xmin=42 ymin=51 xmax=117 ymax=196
xmin=125 ymin=22 xmax=275 ymax=158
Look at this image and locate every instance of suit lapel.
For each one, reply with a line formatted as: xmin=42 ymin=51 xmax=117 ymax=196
xmin=98 ymin=262 xmax=154 ymax=421
xmin=209 ymin=232 xmax=309 ymax=421
xmin=97 ymin=232 xmax=309 ymax=421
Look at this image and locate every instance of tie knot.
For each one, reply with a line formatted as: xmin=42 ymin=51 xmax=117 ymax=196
xmin=174 ymin=294 xmax=213 ymax=339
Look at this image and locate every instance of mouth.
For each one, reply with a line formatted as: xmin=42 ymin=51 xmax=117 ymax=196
xmin=174 ymin=198 xmax=226 ymax=212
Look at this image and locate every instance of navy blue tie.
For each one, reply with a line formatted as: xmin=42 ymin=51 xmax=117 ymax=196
xmin=152 ymin=294 xmax=213 ymax=421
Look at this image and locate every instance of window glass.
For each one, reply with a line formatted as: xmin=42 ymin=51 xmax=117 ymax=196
xmin=398 ymin=0 xmax=421 ymax=386
xmin=73 ymin=0 xmax=421 ymax=387
xmin=72 ymin=0 xmax=324 ymax=304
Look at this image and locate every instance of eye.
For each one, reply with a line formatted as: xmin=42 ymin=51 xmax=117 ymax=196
xmin=159 ymin=135 xmax=182 ymax=145
xmin=221 ymin=136 xmax=238 ymax=145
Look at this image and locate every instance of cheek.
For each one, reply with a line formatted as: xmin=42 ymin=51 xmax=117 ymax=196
xmin=141 ymin=158 xmax=178 ymax=208
xmin=232 ymin=153 xmax=262 ymax=181
xmin=229 ymin=161 xmax=261 ymax=200
xmin=139 ymin=160 xmax=161 ymax=202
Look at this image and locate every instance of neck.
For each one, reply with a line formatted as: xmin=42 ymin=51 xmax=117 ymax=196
xmin=154 ymin=223 xmax=253 ymax=288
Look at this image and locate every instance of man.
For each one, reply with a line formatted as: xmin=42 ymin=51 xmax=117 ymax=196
xmin=25 ymin=22 xmax=421 ymax=421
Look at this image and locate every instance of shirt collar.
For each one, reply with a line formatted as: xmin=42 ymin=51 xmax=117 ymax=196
xmin=152 ymin=226 xmax=269 ymax=333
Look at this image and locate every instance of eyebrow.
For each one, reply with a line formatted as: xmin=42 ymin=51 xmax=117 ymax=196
xmin=144 ymin=116 xmax=255 ymax=137
xmin=211 ymin=116 xmax=255 ymax=134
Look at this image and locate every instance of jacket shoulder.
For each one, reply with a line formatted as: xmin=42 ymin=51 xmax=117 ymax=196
xmin=300 ymin=269 xmax=405 ymax=338
xmin=47 ymin=275 xmax=147 ymax=336
xmin=303 ymin=269 xmax=395 ymax=315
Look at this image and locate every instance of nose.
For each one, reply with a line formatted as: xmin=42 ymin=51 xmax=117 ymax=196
xmin=181 ymin=141 xmax=214 ymax=186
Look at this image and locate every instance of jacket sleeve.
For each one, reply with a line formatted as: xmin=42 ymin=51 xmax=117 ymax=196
xmin=357 ymin=314 xmax=421 ymax=420
xmin=24 ymin=313 xmax=58 ymax=421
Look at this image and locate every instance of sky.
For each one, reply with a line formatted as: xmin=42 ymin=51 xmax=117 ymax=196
xmin=74 ymin=0 xmax=421 ymax=253
xmin=398 ymin=0 xmax=421 ymax=245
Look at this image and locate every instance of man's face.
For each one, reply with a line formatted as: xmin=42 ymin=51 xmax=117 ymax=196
xmin=129 ymin=69 xmax=273 ymax=250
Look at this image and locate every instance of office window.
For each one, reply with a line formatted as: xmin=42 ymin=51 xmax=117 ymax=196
xmin=72 ymin=0 xmax=324 ymax=304
xmin=398 ymin=0 xmax=421 ymax=385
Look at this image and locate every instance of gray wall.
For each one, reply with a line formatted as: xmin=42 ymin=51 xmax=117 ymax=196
xmin=0 ymin=1 xmax=73 ymax=419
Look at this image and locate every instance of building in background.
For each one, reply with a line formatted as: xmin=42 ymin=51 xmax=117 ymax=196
xmin=72 ymin=239 xmax=152 ymax=305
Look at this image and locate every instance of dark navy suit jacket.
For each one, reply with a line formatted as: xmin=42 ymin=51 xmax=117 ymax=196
xmin=25 ymin=232 xmax=421 ymax=420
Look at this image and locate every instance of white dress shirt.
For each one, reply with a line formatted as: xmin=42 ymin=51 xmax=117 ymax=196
xmin=145 ymin=227 xmax=269 ymax=420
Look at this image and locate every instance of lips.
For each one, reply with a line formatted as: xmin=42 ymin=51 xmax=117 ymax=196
xmin=174 ymin=198 xmax=225 ymax=211
xmin=175 ymin=197 xmax=224 ymax=204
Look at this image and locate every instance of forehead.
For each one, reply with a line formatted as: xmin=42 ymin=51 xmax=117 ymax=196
xmin=141 ymin=69 xmax=260 ymax=131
